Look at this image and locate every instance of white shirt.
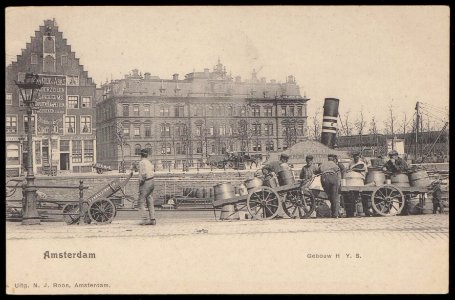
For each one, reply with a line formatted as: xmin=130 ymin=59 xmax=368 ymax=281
xmin=138 ymin=158 xmax=154 ymax=180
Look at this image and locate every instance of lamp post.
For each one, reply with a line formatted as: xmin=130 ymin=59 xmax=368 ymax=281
xmin=18 ymin=134 xmax=25 ymax=176
xmin=15 ymin=73 xmax=43 ymax=225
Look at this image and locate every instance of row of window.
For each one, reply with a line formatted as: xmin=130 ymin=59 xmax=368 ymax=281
xmin=99 ymin=123 xmax=305 ymax=142
xmin=5 ymin=93 xmax=89 ymax=107
xmin=6 ymin=115 xmax=92 ymax=135
xmin=6 ymin=139 xmax=94 ymax=165
xmin=67 ymin=96 xmax=92 ymax=109
xmin=102 ymin=140 xmax=277 ymax=158
xmin=31 ymin=54 xmax=72 ymax=66
xmin=119 ymin=103 xmax=305 ymax=117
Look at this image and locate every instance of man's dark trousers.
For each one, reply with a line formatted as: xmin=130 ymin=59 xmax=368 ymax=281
xmin=321 ymin=173 xmax=340 ymax=217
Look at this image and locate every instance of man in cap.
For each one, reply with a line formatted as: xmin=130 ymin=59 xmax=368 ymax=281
xmin=314 ymin=154 xmax=341 ymax=218
xmin=382 ymin=150 xmax=409 ymax=175
xmin=137 ymin=148 xmax=156 ymax=225
xmin=348 ymin=151 xmax=367 ymax=179
xmin=263 ymin=153 xmax=290 ymax=175
xmin=431 ymin=180 xmax=444 ymax=214
xmin=299 ymin=155 xmax=318 ymax=181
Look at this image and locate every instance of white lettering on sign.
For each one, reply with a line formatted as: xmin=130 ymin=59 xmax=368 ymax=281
xmin=36 ymin=75 xmax=67 ymax=132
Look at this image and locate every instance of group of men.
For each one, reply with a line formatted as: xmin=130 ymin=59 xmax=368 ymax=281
xmin=264 ymin=149 xmax=411 ymax=218
xmin=135 ymin=144 xmax=442 ymax=225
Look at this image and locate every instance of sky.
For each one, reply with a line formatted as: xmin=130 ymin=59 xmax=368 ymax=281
xmin=5 ymin=6 xmax=450 ymax=132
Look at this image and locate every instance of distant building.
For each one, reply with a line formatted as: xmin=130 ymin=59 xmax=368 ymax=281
xmin=5 ymin=19 xmax=97 ymax=176
xmin=96 ymin=61 xmax=310 ymax=170
xmin=336 ymin=132 xmax=449 ymax=162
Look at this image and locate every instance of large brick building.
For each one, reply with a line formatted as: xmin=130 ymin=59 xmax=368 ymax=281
xmin=96 ymin=61 xmax=310 ymax=170
xmin=5 ymin=19 xmax=97 ymax=176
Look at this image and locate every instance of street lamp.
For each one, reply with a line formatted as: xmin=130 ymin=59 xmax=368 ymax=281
xmin=15 ymin=73 xmax=43 ymax=225
xmin=18 ymin=134 xmax=25 ymax=176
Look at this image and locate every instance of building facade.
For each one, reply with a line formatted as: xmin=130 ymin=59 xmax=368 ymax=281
xmin=97 ymin=62 xmax=310 ymax=170
xmin=336 ymin=132 xmax=449 ymax=162
xmin=5 ymin=19 xmax=97 ymax=176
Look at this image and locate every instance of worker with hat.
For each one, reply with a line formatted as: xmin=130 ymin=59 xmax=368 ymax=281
xmin=431 ymin=179 xmax=444 ymax=214
xmin=263 ymin=153 xmax=291 ymax=175
xmin=299 ymin=155 xmax=318 ymax=181
xmin=348 ymin=151 xmax=367 ymax=179
xmin=137 ymin=148 xmax=156 ymax=225
xmin=314 ymin=154 xmax=341 ymax=218
xmin=382 ymin=150 xmax=409 ymax=175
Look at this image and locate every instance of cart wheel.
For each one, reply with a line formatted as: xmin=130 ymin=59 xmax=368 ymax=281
xmin=62 ymin=202 xmax=90 ymax=225
xmin=282 ymin=189 xmax=316 ymax=219
xmin=88 ymin=198 xmax=116 ymax=224
xmin=371 ymin=185 xmax=405 ymax=216
xmin=247 ymin=186 xmax=281 ymax=220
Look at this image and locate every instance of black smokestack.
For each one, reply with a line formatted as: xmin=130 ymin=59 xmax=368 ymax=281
xmin=321 ymin=98 xmax=340 ymax=148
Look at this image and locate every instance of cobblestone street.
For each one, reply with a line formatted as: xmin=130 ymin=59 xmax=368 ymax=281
xmin=6 ymin=214 xmax=449 ymax=294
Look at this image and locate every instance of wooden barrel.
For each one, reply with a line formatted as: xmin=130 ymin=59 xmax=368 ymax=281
xmin=409 ymin=170 xmax=431 ymax=188
xmin=219 ymin=204 xmax=239 ymax=220
xmin=370 ymin=158 xmax=384 ymax=168
xmin=391 ymin=174 xmax=410 ymax=187
xmin=277 ymin=170 xmax=295 ymax=186
xmin=196 ymin=188 xmax=204 ymax=198
xmin=345 ymin=171 xmax=364 ymax=186
xmin=213 ymin=183 xmax=235 ymax=201
xmin=365 ymin=170 xmax=386 ymax=186
xmin=405 ymin=197 xmax=421 ymax=215
xmin=192 ymin=188 xmax=198 ymax=197
xmin=244 ymin=177 xmax=263 ymax=192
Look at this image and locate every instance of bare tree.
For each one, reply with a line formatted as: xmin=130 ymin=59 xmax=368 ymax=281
xmin=354 ymin=107 xmax=367 ymax=147
xmin=310 ymin=106 xmax=322 ymax=140
xmin=340 ymin=110 xmax=353 ymax=136
xmin=383 ymin=103 xmax=396 ymax=136
xmin=369 ymin=116 xmax=380 ymax=149
xmin=113 ymin=121 xmax=126 ymax=173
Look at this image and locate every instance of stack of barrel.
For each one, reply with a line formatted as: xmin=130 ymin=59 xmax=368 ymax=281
xmin=182 ymin=187 xmax=213 ymax=199
xmin=214 ymin=183 xmax=239 ymax=220
xmin=344 ymin=167 xmax=433 ymax=215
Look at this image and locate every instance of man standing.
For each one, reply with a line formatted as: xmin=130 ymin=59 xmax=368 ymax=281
xmin=299 ymin=155 xmax=318 ymax=180
xmin=315 ymin=154 xmax=341 ymax=218
xmin=137 ymin=149 xmax=156 ymax=225
xmin=431 ymin=180 xmax=444 ymax=214
xmin=382 ymin=150 xmax=409 ymax=175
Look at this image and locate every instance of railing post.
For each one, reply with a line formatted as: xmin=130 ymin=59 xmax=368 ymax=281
xmin=78 ymin=180 xmax=84 ymax=224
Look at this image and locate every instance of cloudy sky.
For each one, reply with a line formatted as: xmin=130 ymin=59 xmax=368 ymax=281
xmin=5 ymin=6 xmax=450 ymax=131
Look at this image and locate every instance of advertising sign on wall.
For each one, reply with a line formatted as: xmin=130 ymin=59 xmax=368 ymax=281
xmin=36 ymin=74 xmax=67 ymax=135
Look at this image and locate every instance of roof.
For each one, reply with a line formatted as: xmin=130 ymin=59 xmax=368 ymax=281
xmin=266 ymin=140 xmax=350 ymax=164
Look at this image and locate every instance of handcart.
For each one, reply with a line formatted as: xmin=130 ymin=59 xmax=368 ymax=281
xmin=62 ymin=171 xmax=134 ymax=225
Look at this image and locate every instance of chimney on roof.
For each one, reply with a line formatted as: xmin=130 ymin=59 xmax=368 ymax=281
xmin=144 ymin=72 xmax=151 ymax=80
xmin=173 ymin=73 xmax=179 ymax=81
